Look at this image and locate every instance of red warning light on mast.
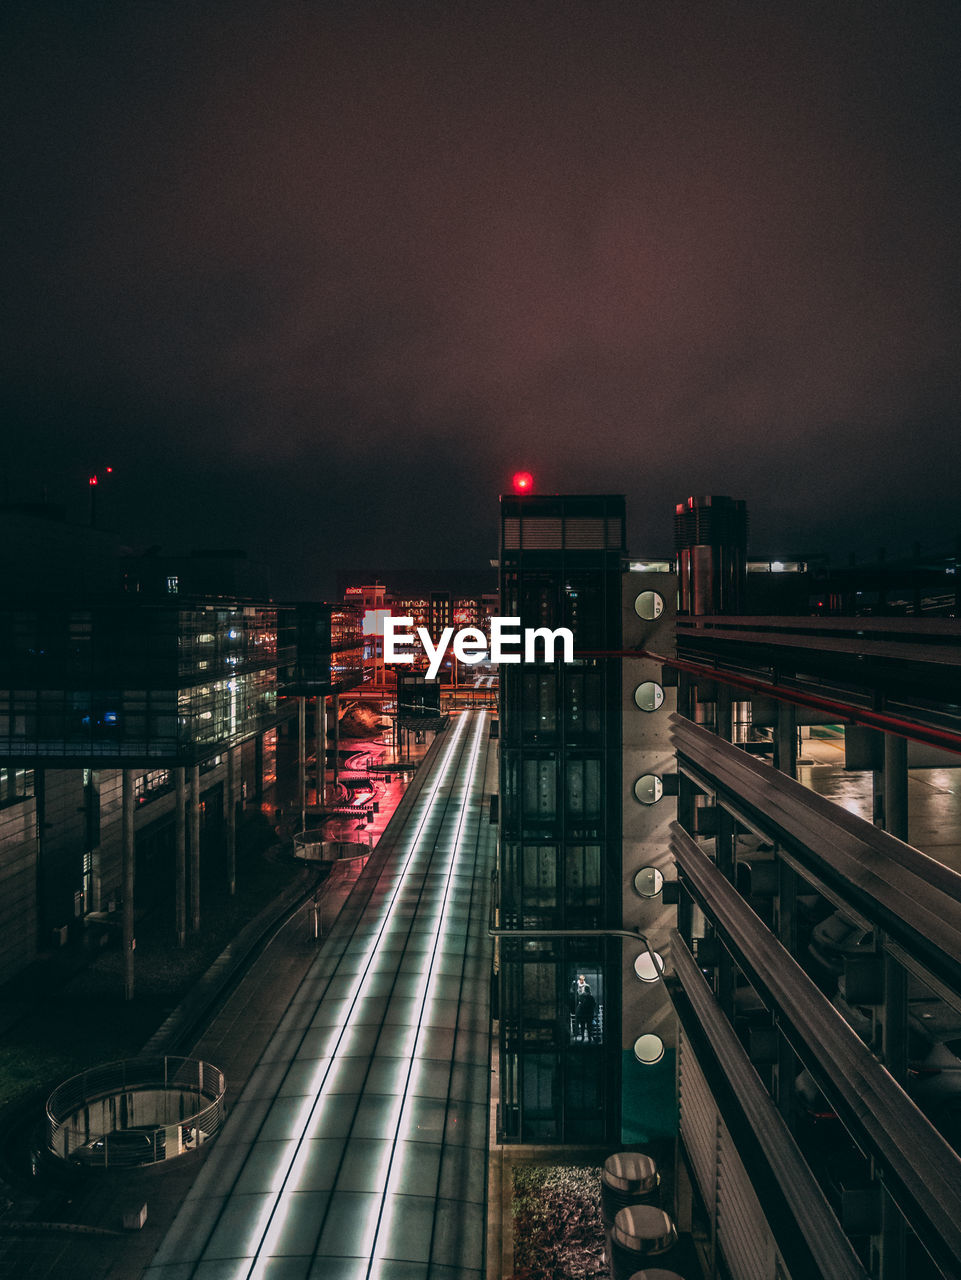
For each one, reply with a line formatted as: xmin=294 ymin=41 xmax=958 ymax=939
xmin=512 ymin=471 xmax=534 ymax=494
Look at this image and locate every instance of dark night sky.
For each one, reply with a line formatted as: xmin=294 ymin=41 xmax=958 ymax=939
xmin=3 ymin=0 xmax=960 ymax=596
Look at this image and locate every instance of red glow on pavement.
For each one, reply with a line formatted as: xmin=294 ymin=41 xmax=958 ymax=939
xmin=512 ymin=471 xmax=534 ymax=493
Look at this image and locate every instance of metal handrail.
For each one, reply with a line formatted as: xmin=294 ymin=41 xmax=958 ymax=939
xmin=46 ymin=1055 xmax=226 ymax=1166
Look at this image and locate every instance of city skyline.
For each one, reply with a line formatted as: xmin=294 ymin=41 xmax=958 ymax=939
xmin=3 ymin=1 xmax=960 ymax=597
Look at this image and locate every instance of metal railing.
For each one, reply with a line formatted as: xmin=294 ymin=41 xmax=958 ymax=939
xmin=46 ymin=1055 xmax=226 ymax=1167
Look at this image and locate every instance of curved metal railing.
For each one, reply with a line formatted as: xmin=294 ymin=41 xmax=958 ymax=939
xmin=46 ymin=1056 xmax=226 ymax=1168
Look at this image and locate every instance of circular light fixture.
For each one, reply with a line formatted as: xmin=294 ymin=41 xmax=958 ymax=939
xmin=634 ymin=774 xmax=663 ymax=805
xmin=633 ymin=866 xmax=664 ymax=898
xmin=512 ymin=471 xmax=534 ymax=493
xmin=634 ymin=590 xmax=664 ymax=621
xmin=634 ymin=951 xmax=663 ymax=982
xmin=633 ymin=1033 xmax=665 ymax=1065
xmin=634 ymin=681 xmax=664 ymax=712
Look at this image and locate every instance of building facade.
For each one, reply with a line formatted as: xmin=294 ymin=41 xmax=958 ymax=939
xmin=495 ymin=493 xmax=627 ymax=1143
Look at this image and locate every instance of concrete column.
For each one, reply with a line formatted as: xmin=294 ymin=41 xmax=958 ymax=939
xmin=332 ymin=692 xmax=340 ymax=786
xmin=883 ymin=733 xmax=909 ymax=842
xmin=677 ymin=671 xmax=695 ymax=721
xmin=677 ymin=773 xmax=696 ymax=837
xmin=874 ymin=1176 xmax=907 ymax=1280
xmin=190 ymin=764 xmax=201 ymax=932
xmin=315 ymin=695 xmax=326 ymax=805
xmin=715 ymin=806 xmax=735 ymax=1018
xmin=226 ymin=746 xmax=237 ymax=896
xmin=775 ymin=858 xmax=798 ymax=1123
xmin=297 ymin=697 xmax=306 ymax=831
xmin=122 ymin=770 xmax=136 ymax=1002
xmin=715 ymin=805 xmax=736 ymax=881
xmin=874 ymin=737 xmax=909 ymax=1277
xmin=775 ymin=701 xmax=798 ymax=778
xmin=254 ymin=733 xmax=264 ymax=804
xmin=715 ymin=682 xmax=733 ymax=742
xmin=175 ymin=767 xmax=187 ymax=947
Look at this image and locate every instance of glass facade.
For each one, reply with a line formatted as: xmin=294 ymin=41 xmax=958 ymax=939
xmin=0 ymin=765 xmax=34 ymax=808
xmin=497 ymin=493 xmax=625 ymax=1144
xmin=278 ymin=603 xmax=364 ymax=694
xmin=0 ymin=602 xmax=292 ymax=763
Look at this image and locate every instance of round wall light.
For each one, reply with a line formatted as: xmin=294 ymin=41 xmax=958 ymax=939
xmin=634 ymin=681 xmax=664 ymax=712
xmin=633 ymin=1033 xmax=665 ymax=1065
xmin=634 ymin=591 xmax=664 ymax=621
xmin=633 ymin=866 xmax=664 ymax=898
xmin=634 ymin=775 xmax=663 ymax=805
xmin=633 ymin=951 xmax=664 ymax=982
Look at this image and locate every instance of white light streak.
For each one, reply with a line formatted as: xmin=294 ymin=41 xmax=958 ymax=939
xmin=238 ymin=711 xmax=476 ymax=1278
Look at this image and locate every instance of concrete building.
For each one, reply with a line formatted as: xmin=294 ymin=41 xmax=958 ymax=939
xmin=0 ymin=508 xmax=363 ymax=991
xmin=495 ymin=489 xmax=961 ymax=1279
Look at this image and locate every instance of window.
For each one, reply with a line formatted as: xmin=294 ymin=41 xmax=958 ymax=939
xmin=566 ymin=844 xmax=601 ymax=914
xmin=523 ymin=757 xmax=556 ymax=820
xmin=0 ymin=766 xmax=34 ymax=807
xmin=522 ymin=671 xmax=557 ymax=735
xmin=565 ymin=668 xmax=602 ymax=736
xmin=523 ymin=845 xmax=558 ymax=910
xmin=566 ymin=758 xmax=601 ymax=819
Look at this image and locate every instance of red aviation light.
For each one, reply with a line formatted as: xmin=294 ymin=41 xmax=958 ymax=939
xmin=89 ymin=475 xmax=98 ymax=486
xmin=512 ymin=471 xmax=534 ymax=493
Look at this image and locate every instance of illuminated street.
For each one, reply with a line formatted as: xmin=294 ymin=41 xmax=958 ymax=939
xmin=146 ymin=710 xmax=496 ymax=1278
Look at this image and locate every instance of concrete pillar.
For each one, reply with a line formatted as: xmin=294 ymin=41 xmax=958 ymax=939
xmin=226 ymin=746 xmax=237 ymax=896
xmin=254 ymin=733 xmax=264 ymax=804
xmin=190 ymin=764 xmax=201 ymax=933
xmin=715 ymin=682 xmax=733 ymax=742
xmin=883 ymin=733 xmax=908 ymax=842
xmin=775 ymin=701 xmax=798 ymax=778
xmin=715 ymin=806 xmax=735 ymax=1018
xmin=332 ymin=692 xmax=340 ymax=786
xmin=677 ymin=670 xmax=695 ymax=720
xmin=677 ymin=773 xmax=696 ymax=837
xmin=775 ymin=858 xmax=798 ymax=1123
xmin=873 ymin=738 xmax=909 ymax=1276
xmin=315 ymin=695 xmax=326 ymax=805
xmin=297 ymin=697 xmax=306 ymax=831
xmin=175 ymin=767 xmax=187 ymax=947
xmin=715 ymin=805 xmax=735 ymax=881
xmin=122 ymin=770 xmax=136 ymax=1002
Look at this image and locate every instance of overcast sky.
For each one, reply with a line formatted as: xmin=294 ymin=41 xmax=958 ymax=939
xmin=3 ymin=0 xmax=959 ymax=595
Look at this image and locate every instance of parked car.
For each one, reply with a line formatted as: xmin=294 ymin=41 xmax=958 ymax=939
xmin=70 ymin=1126 xmax=164 ymax=1167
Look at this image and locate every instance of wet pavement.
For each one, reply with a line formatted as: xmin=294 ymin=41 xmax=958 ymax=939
xmin=797 ymin=728 xmax=961 ymax=873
